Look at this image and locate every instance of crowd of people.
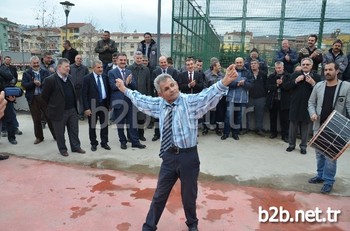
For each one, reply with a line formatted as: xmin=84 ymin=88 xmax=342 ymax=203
xmin=1 ymin=32 xmax=350 ymax=231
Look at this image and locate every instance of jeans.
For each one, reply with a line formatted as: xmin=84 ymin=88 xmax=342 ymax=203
xmin=223 ymin=102 xmax=245 ymax=135
xmin=315 ymin=149 xmax=337 ymax=185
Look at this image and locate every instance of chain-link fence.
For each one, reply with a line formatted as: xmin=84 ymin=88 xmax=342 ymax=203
xmin=172 ymin=0 xmax=350 ymax=72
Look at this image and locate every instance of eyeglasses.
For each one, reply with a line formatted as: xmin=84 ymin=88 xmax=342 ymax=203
xmin=302 ymin=63 xmax=311 ymax=66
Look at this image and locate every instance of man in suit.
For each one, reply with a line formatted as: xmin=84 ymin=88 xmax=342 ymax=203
xmin=82 ymin=60 xmax=111 ymax=152
xmin=41 ymin=58 xmax=86 ymax=157
xmin=108 ymin=53 xmax=146 ymax=150
xmin=151 ymin=56 xmax=179 ymax=141
xmin=308 ymin=62 xmax=350 ymax=194
xmin=283 ymin=57 xmax=321 ymax=154
xmin=177 ymin=58 xmax=205 ymax=94
xmin=21 ymin=56 xmax=55 ymax=144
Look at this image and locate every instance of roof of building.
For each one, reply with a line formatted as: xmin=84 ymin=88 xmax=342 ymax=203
xmin=0 ymin=17 xmax=17 ymax=25
xmin=60 ymin=23 xmax=88 ymax=29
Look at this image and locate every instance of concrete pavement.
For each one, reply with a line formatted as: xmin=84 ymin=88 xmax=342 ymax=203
xmin=1 ymin=112 xmax=350 ymax=230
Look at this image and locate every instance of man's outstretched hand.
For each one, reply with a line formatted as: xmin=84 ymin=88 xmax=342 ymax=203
xmin=222 ymin=64 xmax=238 ymax=86
xmin=116 ymin=79 xmax=127 ymax=93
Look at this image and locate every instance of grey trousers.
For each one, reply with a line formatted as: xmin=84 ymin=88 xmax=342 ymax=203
xmin=51 ymin=108 xmax=81 ymax=153
xmin=288 ymin=120 xmax=310 ymax=149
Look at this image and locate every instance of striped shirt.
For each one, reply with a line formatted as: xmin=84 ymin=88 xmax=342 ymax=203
xmin=125 ymin=80 xmax=228 ymax=148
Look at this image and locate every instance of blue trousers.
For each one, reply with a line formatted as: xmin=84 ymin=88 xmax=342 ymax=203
xmin=315 ymin=149 xmax=337 ymax=185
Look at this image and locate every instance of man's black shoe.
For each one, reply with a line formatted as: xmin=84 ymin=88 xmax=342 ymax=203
xmin=132 ymin=143 xmax=146 ymax=149
xmin=73 ymin=148 xmax=86 ymax=154
xmin=91 ymin=145 xmax=97 ymax=152
xmin=321 ymin=184 xmax=333 ymax=194
xmin=9 ymin=139 xmax=17 ymax=145
xmin=282 ymin=137 xmax=289 ymax=143
xmin=286 ymin=146 xmax=295 ymax=152
xmin=120 ymin=143 xmax=127 ymax=150
xmin=152 ymin=135 xmax=160 ymax=141
xmin=300 ymin=149 xmax=307 ymax=154
xmin=188 ymin=225 xmax=199 ymax=231
xmin=232 ymin=134 xmax=239 ymax=140
xmin=269 ymin=133 xmax=277 ymax=139
xmin=0 ymin=154 xmax=9 ymax=160
xmin=216 ymin=129 xmax=223 ymax=136
xmin=202 ymin=128 xmax=208 ymax=135
xmin=101 ymin=144 xmax=111 ymax=150
xmin=308 ymin=176 xmax=324 ymax=184
xmin=221 ymin=134 xmax=229 ymax=140
xmin=15 ymin=129 xmax=23 ymax=135
xmin=139 ymin=136 xmax=147 ymax=141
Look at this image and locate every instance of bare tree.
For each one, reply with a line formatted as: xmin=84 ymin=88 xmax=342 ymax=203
xmin=80 ymin=17 xmax=99 ymax=67
xmin=33 ymin=0 xmax=60 ymax=52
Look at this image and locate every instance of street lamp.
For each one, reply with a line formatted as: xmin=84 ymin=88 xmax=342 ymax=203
xmin=20 ymin=37 xmax=25 ymax=71
xmin=60 ymin=1 xmax=75 ymax=41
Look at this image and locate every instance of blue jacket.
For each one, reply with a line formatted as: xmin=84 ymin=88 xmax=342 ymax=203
xmin=108 ymin=67 xmax=136 ymax=109
xmin=274 ymin=48 xmax=298 ymax=73
xmin=226 ymin=68 xmax=253 ymax=103
xmin=21 ymin=68 xmax=50 ymax=104
xmin=322 ymin=48 xmax=348 ymax=74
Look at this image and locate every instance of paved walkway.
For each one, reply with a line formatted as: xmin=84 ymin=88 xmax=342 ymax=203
xmin=1 ymin=113 xmax=350 ymax=230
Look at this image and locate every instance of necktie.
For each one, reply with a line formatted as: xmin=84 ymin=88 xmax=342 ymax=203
xmin=121 ymin=69 xmax=126 ymax=82
xmin=159 ymin=104 xmax=174 ymax=157
xmin=34 ymin=73 xmax=41 ymax=95
xmin=189 ymin=72 xmax=192 ymax=82
xmin=97 ymin=75 xmax=103 ymax=102
xmin=163 ymin=69 xmax=166 ymax=74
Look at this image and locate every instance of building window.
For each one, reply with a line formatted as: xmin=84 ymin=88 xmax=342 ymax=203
xmin=130 ymin=51 xmax=134 ymax=56
xmin=130 ymin=44 xmax=134 ymax=48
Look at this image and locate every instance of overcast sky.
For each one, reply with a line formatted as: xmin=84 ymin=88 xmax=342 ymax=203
xmin=0 ymin=0 xmax=173 ymax=33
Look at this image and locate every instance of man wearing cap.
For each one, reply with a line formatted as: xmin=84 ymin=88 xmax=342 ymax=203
xmin=323 ymin=39 xmax=348 ymax=80
xmin=244 ymin=48 xmax=268 ymax=74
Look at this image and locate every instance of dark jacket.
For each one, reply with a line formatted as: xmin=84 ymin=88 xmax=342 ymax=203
xmin=21 ymin=68 xmax=50 ymax=104
xmin=244 ymin=57 xmax=268 ymax=74
xmin=266 ymin=71 xmax=291 ymax=110
xmin=41 ymin=73 xmax=78 ymax=121
xmin=62 ymin=48 xmax=78 ymax=64
xmin=343 ymin=53 xmax=350 ymax=82
xmin=152 ymin=67 xmax=178 ymax=96
xmin=82 ymin=73 xmax=110 ymax=111
xmin=127 ymin=63 xmax=151 ymax=96
xmin=177 ymin=71 xmax=205 ymax=94
xmin=274 ymin=48 xmax=298 ymax=73
xmin=137 ymin=39 xmax=158 ymax=69
xmin=94 ymin=39 xmax=118 ymax=64
xmin=249 ymin=71 xmax=267 ymax=99
xmin=283 ymin=71 xmax=322 ymax=122
xmin=69 ymin=63 xmax=90 ymax=89
xmin=0 ymin=67 xmax=14 ymax=91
